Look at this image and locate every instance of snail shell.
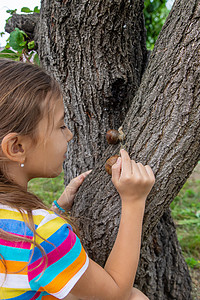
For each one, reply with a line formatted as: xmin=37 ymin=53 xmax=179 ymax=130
xmin=106 ymin=129 xmax=120 ymax=144
xmin=105 ymin=155 xmax=120 ymax=175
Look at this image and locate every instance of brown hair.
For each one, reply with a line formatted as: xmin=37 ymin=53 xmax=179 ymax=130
xmin=0 ymin=59 xmax=75 ymax=279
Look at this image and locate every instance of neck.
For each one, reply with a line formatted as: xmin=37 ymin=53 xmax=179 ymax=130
xmin=5 ymin=162 xmax=28 ymax=190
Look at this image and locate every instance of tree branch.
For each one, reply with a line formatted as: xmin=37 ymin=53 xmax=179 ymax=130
xmin=5 ymin=13 xmax=40 ymax=41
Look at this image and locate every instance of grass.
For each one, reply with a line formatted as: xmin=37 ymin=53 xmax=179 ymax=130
xmin=28 ymin=170 xmax=200 ymax=270
xmin=28 ymin=172 xmax=64 ymax=208
xmin=170 ymin=179 xmax=200 ymax=269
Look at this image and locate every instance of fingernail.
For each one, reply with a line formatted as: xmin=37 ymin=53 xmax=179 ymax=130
xmin=117 ymin=157 xmax=121 ymax=164
xmin=79 ymin=175 xmax=84 ymax=181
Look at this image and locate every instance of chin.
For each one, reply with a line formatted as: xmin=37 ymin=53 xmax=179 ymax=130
xmin=50 ymin=173 xmax=61 ymax=178
xmin=50 ymin=168 xmax=63 ymax=178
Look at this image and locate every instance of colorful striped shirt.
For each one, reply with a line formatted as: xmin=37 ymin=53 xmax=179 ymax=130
xmin=0 ymin=204 xmax=89 ymax=299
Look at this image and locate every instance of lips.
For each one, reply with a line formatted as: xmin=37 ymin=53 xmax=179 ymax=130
xmin=63 ymin=151 xmax=67 ymax=159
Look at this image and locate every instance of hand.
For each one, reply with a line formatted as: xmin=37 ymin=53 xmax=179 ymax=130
xmin=111 ymin=149 xmax=155 ymax=204
xmin=128 ymin=288 xmax=149 ymax=300
xmin=56 ymin=170 xmax=92 ymax=211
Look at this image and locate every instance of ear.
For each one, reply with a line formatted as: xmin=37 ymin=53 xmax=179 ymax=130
xmin=1 ymin=133 xmax=26 ymax=164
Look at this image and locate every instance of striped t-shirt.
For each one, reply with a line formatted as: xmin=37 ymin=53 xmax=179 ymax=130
xmin=0 ymin=204 xmax=89 ymax=299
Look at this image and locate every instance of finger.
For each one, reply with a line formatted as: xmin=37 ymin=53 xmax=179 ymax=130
xmin=112 ymin=157 xmax=122 ymax=183
xmin=65 ymin=179 xmax=82 ymax=196
xmin=66 ymin=171 xmax=90 ymax=191
xmin=131 ymin=160 xmax=142 ymax=178
xmin=120 ymin=149 xmax=132 ymax=176
xmin=77 ymin=169 xmax=92 ymax=181
xmin=135 ymin=162 xmax=148 ymax=178
xmin=145 ymin=165 xmax=155 ymax=182
xmin=81 ymin=169 xmax=92 ymax=176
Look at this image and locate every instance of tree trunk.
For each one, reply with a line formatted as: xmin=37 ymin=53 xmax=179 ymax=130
xmin=35 ymin=0 xmax=200 ymax=298
xmin=136 ymin=209 xmax=192 ymax=299
xmin=37 ymin=0 xmax=148 ymax=181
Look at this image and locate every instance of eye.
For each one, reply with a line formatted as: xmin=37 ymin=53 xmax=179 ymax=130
xmin=60 ymin=125 xmax=67 ymax=130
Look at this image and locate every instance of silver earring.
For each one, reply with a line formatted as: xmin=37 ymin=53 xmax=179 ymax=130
xmin=20 ymin=163 xmax=24 ymax=168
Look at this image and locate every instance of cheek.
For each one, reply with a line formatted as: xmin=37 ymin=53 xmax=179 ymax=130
xmin=53 ymin=140 xmax=66 ymax=158
xmin=46 ymin=133 xmax=67 ymax=160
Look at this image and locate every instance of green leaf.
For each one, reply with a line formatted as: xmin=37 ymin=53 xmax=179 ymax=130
xmin=5 ymin=43 xmax=10 ymax=49
xmin=0 ymin=32 xmax=5 ymax=37
xmin=28 ymin=41 xmax=35 ymax=50
xmin=34 ymin=6 xmax=40 ymax=13
xmin=0 ymin=49 xmax=20 ymax=60
xmin=144 ymin=0 xmax=170 ymax=50
xmin=21 ymin=7 xmax=33 ymax=13
xmin=33 ymin=53 xmax=40 ymax=66
xmin=6 ymin=9 xmax=17 ymax=15
xmin=17 ymin=29 xmax=28 ymax=38
xmin=6 ymin=16 xmax=12 ymax=24
xmin=9 ymin=28 xmax=25 ymax=51
xmin=19 ymin=41 xmax=27 ymax=47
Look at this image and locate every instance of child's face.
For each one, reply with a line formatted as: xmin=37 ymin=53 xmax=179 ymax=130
xmin=26 ymin=98 xmax=73 ymax=180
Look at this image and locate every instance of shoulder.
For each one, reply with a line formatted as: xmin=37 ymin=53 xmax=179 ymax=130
xmin=32 ymin=208 xmax=59 ymax=225
xmin=32 ymin=208 xmax=73 ymax=239
xmin=28 ymin=209 xmax=89 ymax=297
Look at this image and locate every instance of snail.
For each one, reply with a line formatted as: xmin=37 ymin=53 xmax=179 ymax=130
xmin=106 ymin=126 xmax=125 ymax=145
xmin=105 ymin=155 xmax=120 ymax=175
xmin=105 ymin=127 xmax=125 ymax=174
xmin=106 ymin=129 xmax=119 ymax=144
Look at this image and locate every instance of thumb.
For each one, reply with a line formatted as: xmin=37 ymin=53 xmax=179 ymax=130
xmin=112 ymin=157 xmax=121 ymax=183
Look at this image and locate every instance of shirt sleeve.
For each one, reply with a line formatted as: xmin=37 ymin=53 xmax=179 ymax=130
xmin=28 ymin=211 xmax=89 ymax=299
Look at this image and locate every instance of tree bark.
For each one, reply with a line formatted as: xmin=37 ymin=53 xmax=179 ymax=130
xmin=70 ymin=1 xmax=199 ymax=298
xmin=37 ymin=0 xmax=148 ymax=181
xmin=136 ymin=209 xmax=192 ymax=299
xmin=12 ymin=0 xmax=200 ymax=298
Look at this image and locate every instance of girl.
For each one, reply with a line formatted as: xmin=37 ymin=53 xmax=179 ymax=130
xmin=0 ymin=59 xmax=155 ymax=300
